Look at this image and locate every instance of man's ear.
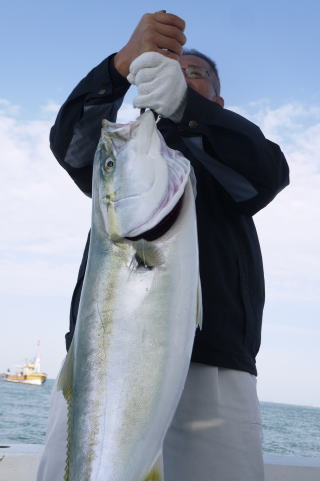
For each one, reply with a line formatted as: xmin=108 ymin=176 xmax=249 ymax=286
xmin=214 ymin=96 xmax=224 ymax=108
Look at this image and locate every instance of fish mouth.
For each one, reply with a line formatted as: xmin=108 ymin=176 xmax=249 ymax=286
xmin=104 ymin=184 xmax=159 ymax=205
xmin=103 ymin=193 xmax=145 ymax=209
xmin=106 ymin=193 xmax=143 ymax=204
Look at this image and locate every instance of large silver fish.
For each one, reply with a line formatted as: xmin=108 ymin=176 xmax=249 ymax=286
xmin=58 ymin=110 xmax=201 ymax=481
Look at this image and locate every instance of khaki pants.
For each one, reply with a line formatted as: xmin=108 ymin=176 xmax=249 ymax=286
xmin=163 ymin=363 xmax=265 ymax=481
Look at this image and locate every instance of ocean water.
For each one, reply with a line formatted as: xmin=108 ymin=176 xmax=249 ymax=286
xmin=260 ymin=401 xmax=320 ymax=457
xmin=0 ymin=378 xmax=319 ymax=457
xmin=0 ymin=378 xmax=54 ymax=445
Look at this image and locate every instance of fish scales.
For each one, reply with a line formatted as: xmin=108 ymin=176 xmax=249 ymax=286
xmin=57 ymin=110 xmax=201 ymax=481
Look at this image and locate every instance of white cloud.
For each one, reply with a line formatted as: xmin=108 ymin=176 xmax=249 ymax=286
xmin=250 ymin=105 xmax=320 ymax=305
xmin=0 ymin=103 xmax=91 ymax=298
xmin=0 ymin=98 xmax=20 ymax=116
xmin=41 ymin=100 xmax=61 ymax=114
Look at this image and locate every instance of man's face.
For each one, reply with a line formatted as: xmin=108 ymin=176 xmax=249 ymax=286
xmin=179 ymin=55 xmax=224 ymax=107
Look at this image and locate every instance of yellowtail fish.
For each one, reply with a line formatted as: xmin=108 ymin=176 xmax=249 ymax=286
xmin=49 ymin=110 xmax=201 ymax=481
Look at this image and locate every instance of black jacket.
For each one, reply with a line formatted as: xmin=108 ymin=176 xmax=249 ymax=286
xmin=50 ymin=54 xmax=289 ymax=376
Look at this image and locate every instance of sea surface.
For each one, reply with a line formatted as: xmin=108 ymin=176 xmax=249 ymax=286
xmin=0 ymin=378 xmax=319 ymax=457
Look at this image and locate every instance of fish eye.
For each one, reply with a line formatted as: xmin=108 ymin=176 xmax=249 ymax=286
xmin=104 ymin=158 xmax=115 ymax=172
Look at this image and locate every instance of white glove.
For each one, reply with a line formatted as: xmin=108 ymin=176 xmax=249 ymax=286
xmin=127 ymin=52 xmax=187 ymax=122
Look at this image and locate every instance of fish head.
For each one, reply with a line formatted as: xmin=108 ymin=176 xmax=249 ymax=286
xmin=95 ymin=111 xmax=169 ymax=240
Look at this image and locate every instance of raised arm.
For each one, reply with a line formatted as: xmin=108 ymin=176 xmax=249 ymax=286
xmin=50 ymin=12 xmax=186 ymax=196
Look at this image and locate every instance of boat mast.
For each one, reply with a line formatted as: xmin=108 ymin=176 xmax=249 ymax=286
xmin=34 ymin=340 xmax=41 ymax=373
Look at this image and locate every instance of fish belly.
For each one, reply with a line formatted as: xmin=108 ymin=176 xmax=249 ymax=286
xmin=62 ymin=182 xmax=198 ymax=481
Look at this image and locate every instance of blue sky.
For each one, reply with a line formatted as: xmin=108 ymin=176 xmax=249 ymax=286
xmin=1 ymin=0 xmax=320 ymax=410
xmin=2 ymin=0 xmax=319 ymax=112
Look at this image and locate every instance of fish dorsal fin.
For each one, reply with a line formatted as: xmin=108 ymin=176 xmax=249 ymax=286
xmin=141 ymin=453 xmax=163 ymax=481
xmin=196 ymin=277 xmax=203 ymax=329
xmin=57 ymin=339 xmax=74 ymax=401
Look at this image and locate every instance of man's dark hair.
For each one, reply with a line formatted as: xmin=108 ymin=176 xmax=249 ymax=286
xmin=182 ymin=48 xmax=221 ymax=96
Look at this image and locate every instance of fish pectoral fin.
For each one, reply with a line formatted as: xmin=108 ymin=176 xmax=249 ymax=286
xmin=57 ymin=339 xmax=74 ymax=400
xmin=134 ymin=240 xmax=164 ymax=268
xmin=196 ymin=277 xmax=203 ymax=329
xmin=141 ymin=453 xmax=164 ymax=481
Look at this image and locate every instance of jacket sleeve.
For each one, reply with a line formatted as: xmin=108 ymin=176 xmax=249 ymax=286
xmin=50 ymin=54 xmax=130 ymax=196
xmin=179 ymin=87 xmax=290 ymax=216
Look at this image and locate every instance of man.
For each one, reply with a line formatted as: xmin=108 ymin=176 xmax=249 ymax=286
xmin=47 ymin=11 xmax=289 ymax=481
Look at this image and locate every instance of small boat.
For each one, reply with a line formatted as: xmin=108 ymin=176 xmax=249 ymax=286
xmin=2 ymin=350 xmax=47 ymax=386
